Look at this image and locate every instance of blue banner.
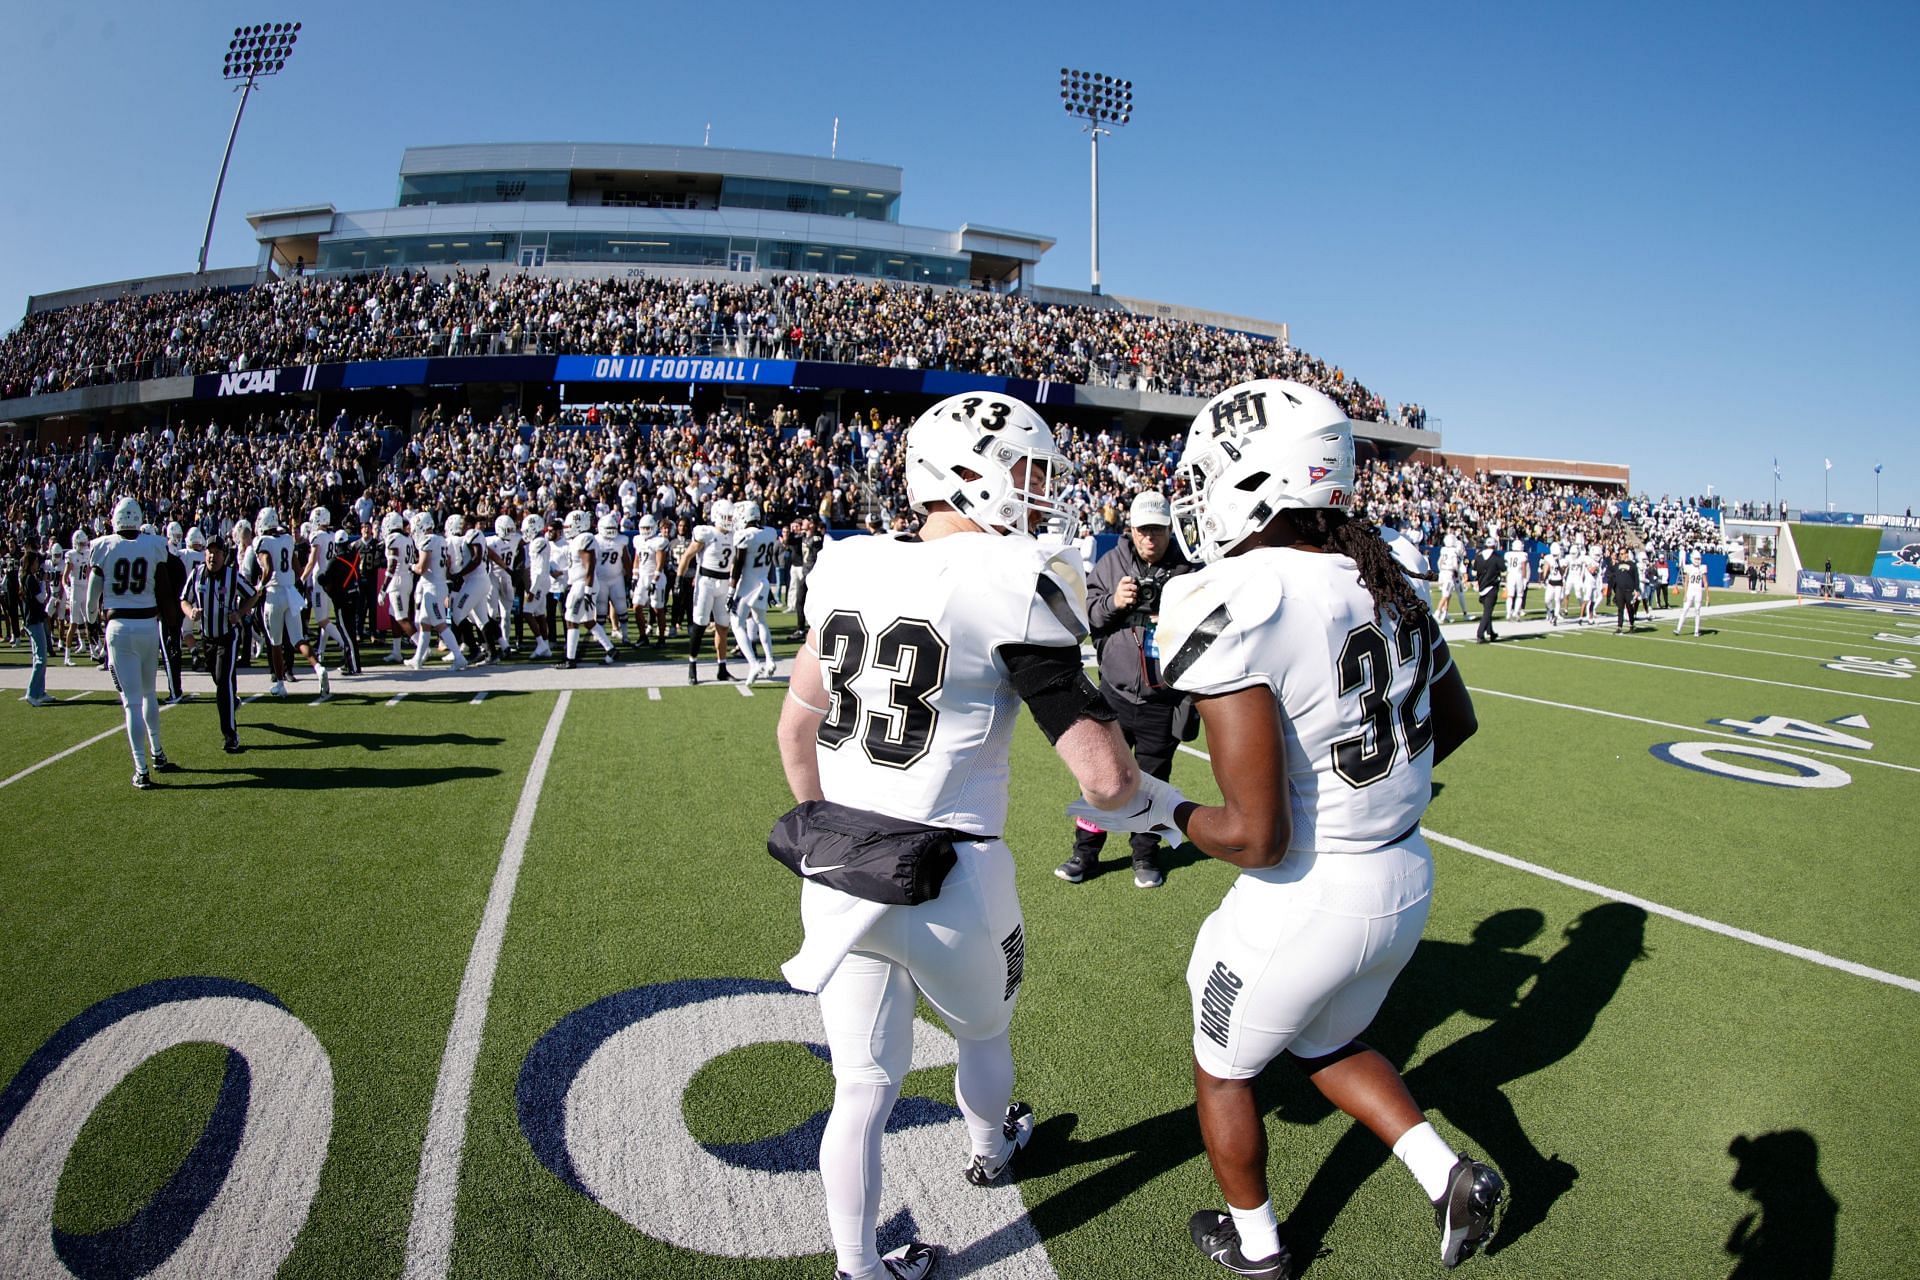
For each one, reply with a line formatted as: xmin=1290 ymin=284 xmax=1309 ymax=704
xmin=553 ymin=355 xmax=795 ymax=385
xmin=1795 ymin=570 xmax=1920 ymax=605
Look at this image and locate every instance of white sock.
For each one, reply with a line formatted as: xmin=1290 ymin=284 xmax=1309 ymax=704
xmin=1228 ymin=1200 xmax=1282 ymax=1262
xmin=954 ymin=1029 xmax=1016 ymax=1161
xmin=590 ymin=624 xmax=612 ymax=652
xmin=820 ymin=1078 xmax=901 ymax=1279
xmin=1393 ymin=1121 xmax=1458 ymax=1201
xmin=414 ymin=632 xmax=430 ymax=662
xmin=566 ymin=630 xmax=580 ymax=660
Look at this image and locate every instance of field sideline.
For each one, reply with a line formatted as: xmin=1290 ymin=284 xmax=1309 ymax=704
xmin=0 ymin=597 xmax=1913 ymax=1278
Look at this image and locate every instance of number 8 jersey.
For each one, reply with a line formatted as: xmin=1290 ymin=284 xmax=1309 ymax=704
xmin=1157 ymin=547 xmax=1452 ymax=853
xmin=802 ymin=533 xmax=1090 ymax=837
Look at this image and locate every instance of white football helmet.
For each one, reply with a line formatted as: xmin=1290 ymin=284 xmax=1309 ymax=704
xmin=166 ymin=520 xmax=185 ymax=547
xmin=637 ymin=514 xmax=657 ymax=534
xmin=114 ymin=498 xmax=145 ymax=532
xmin=564 ymin=510 xmax=591 ymax=538
xmin=256 ymin=506 xmax=282 ymax=533
xmin=1511 ymin=539 xmax=1524 ymax=553
xmin=1691 ymin=550 xmax=1703 ymax=564
xmin=902 ymin=391 xmax=1074 ymax=538
xmin=310 ymin=506 xmax=331 ymax=528
xmin=711 ymin=499 xmax=735 ymax=535
xmin=1172 ymin=380 xmax=1354 ymax=564
xmin=412 ymin=512 xmax=436 ymax=537
xmin=381 ymin=512 xmax=405 ymax=537
xmin=70 ymin=528 xmax=89 ymax=551
xmin=186 ymin=527 xmax=206 ymax=550
xmin=597 ymin=512 xmax=619 ymax=536
xmin=496 ymin=515 xmax=516 ymax=538
xmin=521 ymin=514 xmax=542 ymax=538
xmin=233 ymin=518 xmax=254 ymax=542
xmin=738 ymin=500 xmax=763 ymax=526
xmin=446 ymin=514 xmax=467 ymax=538
xmin=1550 ymin=541 xmax=1564 ymax=557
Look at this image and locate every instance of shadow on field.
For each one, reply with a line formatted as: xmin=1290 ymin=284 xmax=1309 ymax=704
xmin=1279 ymin=901 xmax=1648 ymax=1270
xmin=1725 ymin=1129 xmax=1836 ymax=1279
xmin=242 ymin=722 xmax=505 ymax=751
xmin=172 ymin=764 xmax=500 ymax=790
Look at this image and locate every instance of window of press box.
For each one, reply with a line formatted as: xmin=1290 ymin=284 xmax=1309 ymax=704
xmin=397 ymin=170 xmax=570 ymax=206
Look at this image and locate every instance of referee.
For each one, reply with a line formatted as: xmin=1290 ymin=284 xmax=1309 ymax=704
xmin=182 ymin=537 xmax=259 ymax=754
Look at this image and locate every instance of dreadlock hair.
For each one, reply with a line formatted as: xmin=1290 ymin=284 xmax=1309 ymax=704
xmin=1281 ymin=508 xmax=1430 ymax=620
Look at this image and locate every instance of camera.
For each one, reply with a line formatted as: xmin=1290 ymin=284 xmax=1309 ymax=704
xmin=1128 ymin=567 xmax=1174 ymax=627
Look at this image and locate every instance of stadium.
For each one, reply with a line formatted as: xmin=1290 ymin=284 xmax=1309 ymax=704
xmin=2 ymin=14 xmax=1916 ymax=1280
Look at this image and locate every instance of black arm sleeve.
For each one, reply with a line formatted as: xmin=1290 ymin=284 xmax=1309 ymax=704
xmin=999 ymin=642 xmax=1115 ymax=744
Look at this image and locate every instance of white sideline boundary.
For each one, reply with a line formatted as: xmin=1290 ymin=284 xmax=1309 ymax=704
xmin=1500 ymin=643 xmax=1920 ymax=706
xmin=402 ymin=690 xmax=572 ymax=1280
xmin=0 ymin=699 xmax=181 ymax=790
xmin=1612 ymin=630 xmax=1917 ymax=667
xmin=1173 ymin=743 xmax=1919 ymax=994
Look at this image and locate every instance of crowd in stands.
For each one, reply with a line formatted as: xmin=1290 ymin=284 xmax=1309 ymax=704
xmin=1 ymin=269 xmax=1412 ymax=425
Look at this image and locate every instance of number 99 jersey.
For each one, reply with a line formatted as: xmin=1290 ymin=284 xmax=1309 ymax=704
xmin=1158 ymin=547 xmax=1452 ymax=853
xmin=803 ymin=533 xmax=1090 ymax=838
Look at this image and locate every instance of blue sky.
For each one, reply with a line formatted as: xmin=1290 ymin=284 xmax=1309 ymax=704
xmin=2 ymin=0 xmax=1913 ymax=514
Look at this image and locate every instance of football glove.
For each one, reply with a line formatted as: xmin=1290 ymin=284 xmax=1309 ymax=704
xmin=1066 ymin=773 xmax=1188 ymax=846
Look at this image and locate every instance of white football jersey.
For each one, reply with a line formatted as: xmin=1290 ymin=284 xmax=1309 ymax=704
xmin=488 ymin=530 xmax=521 ymax=569
xmin=1505 ymin=549 xmax=1529 ymax=580
xmin=254 ymin=532 xmax=303 ymax=598
xmin=65 ymin=548 xmax=93 ymax=595
xmin=1159 ymin=547 xmax=1452 ymax=855
xmin=634 ymin=534 xmax=668 ymax=586
xmin=547 ymin=536 xmax=572 ymax=591
xmin=593 ymin=532 xmax=626 ymax=583
xmin=92 ymin=532 xmax=169 ymax=611
xmin=1683 ymin=563 xmax=1708 ymax=592
xmin=690 ymin=524 xmax=733 ymax=574
xmin=385 ymin=531 xmax=417 ymax=584
xmin=567 ymin=533 xmax=596 ymax=586
xmin=733 ymin=524 xmax=780 ymax=590
xmin=416 ymin=533 xmax=451 ymax=592
xmin=309 ymin=528 xmax=337 ymax=582
xmin=803 ymin=533 xmax=1090 ymax=837
xmin=1542 ymin=554 xmax=1565 ymax=585
xmin=1436 ymin=544 xmax=1461 ymax=576
xmin=526 ymin=534 xmax=551 ymax=588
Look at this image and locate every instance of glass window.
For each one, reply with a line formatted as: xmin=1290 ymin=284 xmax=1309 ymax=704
xmin=398 ymin=170 xmax=568 ymax=207
xmin=719 ymin=177 xmax=897 ymax=222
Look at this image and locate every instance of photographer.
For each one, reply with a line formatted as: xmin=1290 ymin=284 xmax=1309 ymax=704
xmin=1056 ymin=491 xmax=1197 ymax=889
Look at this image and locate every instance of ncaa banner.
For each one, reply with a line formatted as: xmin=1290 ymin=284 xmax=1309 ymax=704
xmin=193 ymin=363 xmax=339 ymax=398
xmin=1797 ymin=570 xmax=1920 ymax=605
xmin=553 ymin=355 xmax=795 ymax=385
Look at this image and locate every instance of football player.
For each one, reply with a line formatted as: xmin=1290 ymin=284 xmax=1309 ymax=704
xmin=488 ymin=515 xmax=522 ymax=656
xmin=775 ymin=391 xmax=1152 ymax=1280
xmin=557 ymin=509 xmax=615 ymax=668
xmin=1077 ymin=380 xmax=1499 ymax=1278
xmin=730 ymin=500 xmax=781 ymax=679
xmin=62 ymin=528 xmax=99 ymax=665
xmin=1433 ymin=532 xmax=1461 ymax=622
xmin=93 ymin=499 xmax=178 ymax=788
xmin=445 ymin=514 xmax=488 ymax=664
xmin=303 ymin=506 xmax=360 ymax=677
xmin=520 ymin=514 xmax=554 ymax=660
xmin=1579 ymin=544 xmax=1606 ymax=625
xmin=1676 ymin=549 xmax=1709 ymax=636
xmin=1540 ymin=542 xmax=1567 ymax=625
xmin=253 ymin=507 xmax=329 ymax=698
xmin=631 ymin=513 xmax=670 ymax=647
xmin=1503 ymin=538 xmax=1530 ymax=621
xmin=677 ymin=499 xmax=738 ymax=683
xmin=382 ymin=512 xmax=417 ymax=664
xmin=408 ymin=512 xmax=467 ymax=670
xmin=594 ymin=512 xmax=630 ymax=647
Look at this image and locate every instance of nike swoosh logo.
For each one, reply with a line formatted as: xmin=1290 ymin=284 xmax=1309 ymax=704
xmin=799 ymin=855 xmax=847 ymax=876
xmin=1129 ymin=798 xmax=1153 ymax=818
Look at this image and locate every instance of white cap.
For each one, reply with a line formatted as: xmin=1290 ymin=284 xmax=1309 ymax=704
xmin=1128 ymin=491 xmax=1172 ymax=528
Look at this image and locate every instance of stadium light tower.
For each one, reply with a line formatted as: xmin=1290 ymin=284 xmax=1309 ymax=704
xmin=198 ymin=21 xmax=302 ymax=276
xmin=1060 ymin=68 xmax=1133 ymax=296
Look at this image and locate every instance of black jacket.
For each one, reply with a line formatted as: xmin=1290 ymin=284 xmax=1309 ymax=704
xmin=1473 ymin=548 xmax=1503 ymax=592
xmin=1086 ymin=537 xmax=1198 ymax=706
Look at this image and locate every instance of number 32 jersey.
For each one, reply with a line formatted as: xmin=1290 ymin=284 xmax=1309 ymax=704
xmin=1158 ymin=547 xmax=1452 ymax=854
xmin=803 ymin=533 xmax=1089 ymax=838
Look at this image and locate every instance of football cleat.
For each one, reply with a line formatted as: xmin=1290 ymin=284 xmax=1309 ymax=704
xmin=835 ymin=1240 xmax=936 ymax=1280
xmin=716 ymin=665 xmax=737 ymax=682
xmin=963 ymin=1101 xmax=1034 ymax=1186
xmin=1434 ymin=1154 xmax=1503 ymax=1268
xmin=602 ymin=650 xmax=615 ymax=666
xmin=1188 ymin=1210 xmax=1291 ymax=1278
xmin=317 ymin=668 xmax=331 ymax=698
xmin=688 ymin=661 xmax=700 ymax=685
xmin=131 ymin=771 xmax=154 ymax=791
xmin=151 ymin=754 xmax=181 ymax=774
xmin=270 ymin=680 xmax=287 ymax=697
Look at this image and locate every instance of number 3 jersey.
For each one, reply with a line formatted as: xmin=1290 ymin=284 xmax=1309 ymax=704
xmin=803 ymin=533 xmax=1090 ymax=838
xmin=1158 ymin=547 xmax=1452 ymax=854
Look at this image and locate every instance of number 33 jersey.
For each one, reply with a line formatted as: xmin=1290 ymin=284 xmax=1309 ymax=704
xmin=803 ymin=533 xmax=1090 ymax=838
xmin=1158 ymin=547 xmax=1452 ymax=854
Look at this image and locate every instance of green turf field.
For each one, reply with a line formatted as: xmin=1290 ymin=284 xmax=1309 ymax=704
xmin=1787 ymin=523 xmax=1882 ymax=575
xmin=1 ymin=600 xmax=1914 ymax=1278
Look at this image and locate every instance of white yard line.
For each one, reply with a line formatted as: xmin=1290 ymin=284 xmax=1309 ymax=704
xmin=1499 ymin=643 xmax=1920 ymax=706
xmin=1463 ymin=685 xmax=1920 ymax=776
xmin=470 ymin=691 xmax=488 ymax=704
xmin=0 ymin=700 xmax=181 ymax=790
xmin=647 ymin=687 xmax=661 ymax=701
xmin=402 ymin=690 xmax=572 ymax=1280
xmin=1576 ymin=631 xmax=1902 ymax=666
xmin=386 ymin=692 xmax=410 ymax=707
xmin=737 ymin=683 xmax=754 ymax=697
xmin=61 ymin=690 xmax=91 ymax=702
xmin=1172 ymin=741 xmax=1919 ymax=993
xmin=1714 ymin=621 xmax=1920 ymax=655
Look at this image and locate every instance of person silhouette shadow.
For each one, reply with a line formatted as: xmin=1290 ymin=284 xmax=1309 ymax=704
xmin=1726 ymin=1129 xmax=1836 ymax=1279
xmin=1283 ymin=902 xmax=1647 ymax=1270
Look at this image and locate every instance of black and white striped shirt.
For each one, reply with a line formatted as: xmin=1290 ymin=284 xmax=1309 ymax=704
xmin=185 ymin=561 xmax=253 ymax=639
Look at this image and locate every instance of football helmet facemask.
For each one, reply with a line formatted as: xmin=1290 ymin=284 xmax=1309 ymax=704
xmin=903 ymin=391 xmax=1074 ymax=539
xmin=1172 ymin=380 xmax=1355 ymax=565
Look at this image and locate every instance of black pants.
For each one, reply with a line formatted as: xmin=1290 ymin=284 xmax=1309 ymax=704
xmin=1072 ymin=691 xmax=1178 ymax=864
xmin=210 ymin=630 xmax=240 ymax=745
xmin=1476 ymin=585 xmax=1499 ymax=641
xmin=1616 ymin=593 xmax=1639 ymax=630
xmin=161 ymin=621 xmax=184 ymax=699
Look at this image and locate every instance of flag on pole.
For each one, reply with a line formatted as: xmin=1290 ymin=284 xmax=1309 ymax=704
xmin=1773 ymin=457 xmax=1781 ymax=480
xmin=1824 ymin=458 xmax=1833 ymax=471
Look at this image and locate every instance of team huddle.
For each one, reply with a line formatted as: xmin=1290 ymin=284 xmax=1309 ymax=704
xmin=774 ymin=382 xmax=1499 ymax=1280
